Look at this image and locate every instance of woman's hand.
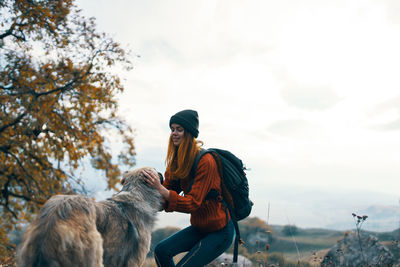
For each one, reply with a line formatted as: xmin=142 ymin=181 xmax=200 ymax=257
xmin=142 ymin=169 xmax=170 ymax=201
xmin=142 ymin=169 xmax=161 ymax=188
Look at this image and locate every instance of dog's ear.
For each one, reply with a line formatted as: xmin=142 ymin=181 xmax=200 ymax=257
xmin=157 ymin=172 xmax=164 ymax=185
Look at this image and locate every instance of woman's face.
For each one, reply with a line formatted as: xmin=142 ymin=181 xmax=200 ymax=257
xmin=170 ymin=123 xmax=185 ymax=146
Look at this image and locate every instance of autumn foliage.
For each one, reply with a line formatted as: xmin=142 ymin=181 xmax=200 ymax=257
xmin=0 ymin=0 xmax=135 ymax=259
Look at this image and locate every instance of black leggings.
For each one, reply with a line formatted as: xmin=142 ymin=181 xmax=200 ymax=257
xmin=154 ymin=220 xmax=235 ymax=267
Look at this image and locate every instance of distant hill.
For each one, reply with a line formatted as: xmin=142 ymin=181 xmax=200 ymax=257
xmin=238 ymin=217 xmax=400 ymax=262
xmin=239 ymin=220 xmax=345 ymax=256
xmin=324 ymin=204 xmax=400 ymax=232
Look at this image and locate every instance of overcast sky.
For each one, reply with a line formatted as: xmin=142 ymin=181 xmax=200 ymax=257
xmin=76 ymin=0 xmax=400 ymax=231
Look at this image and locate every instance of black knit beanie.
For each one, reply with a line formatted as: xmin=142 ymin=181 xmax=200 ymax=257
xmin=169 ymin=109 xmax=199 ymax=138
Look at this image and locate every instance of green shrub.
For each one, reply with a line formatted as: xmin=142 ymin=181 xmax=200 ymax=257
xmin=282 ymin=224 xmax=299 ymax=236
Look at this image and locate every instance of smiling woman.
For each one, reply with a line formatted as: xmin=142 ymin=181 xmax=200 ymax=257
xmin=142 ymin=109 xmax=235 ymax=267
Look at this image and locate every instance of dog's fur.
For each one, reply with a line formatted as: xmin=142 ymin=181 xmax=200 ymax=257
xmin=17 ymin=167 xmax=162 ymax=267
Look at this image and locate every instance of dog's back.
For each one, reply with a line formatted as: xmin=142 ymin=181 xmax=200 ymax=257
xmin=17 ymin=195 xmax=103 ymax=267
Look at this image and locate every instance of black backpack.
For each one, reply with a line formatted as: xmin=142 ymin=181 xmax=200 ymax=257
xmin=187 ymin=148 xmax=253 ymax=263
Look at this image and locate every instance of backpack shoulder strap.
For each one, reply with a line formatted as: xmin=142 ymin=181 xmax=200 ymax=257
xmin=187 ymin=148 xmax=209 ymax=193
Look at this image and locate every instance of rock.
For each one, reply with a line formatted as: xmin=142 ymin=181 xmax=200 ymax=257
xmin=207 ymin=253 xmax=253 ymax=267
xmin=321 ymin=231 xmax=395 ymax=267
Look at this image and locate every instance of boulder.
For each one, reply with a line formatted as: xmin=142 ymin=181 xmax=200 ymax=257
xmin=321 ymin=231 xmax=395 ymax=267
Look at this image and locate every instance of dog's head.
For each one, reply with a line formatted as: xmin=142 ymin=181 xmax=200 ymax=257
xmin=118 ymin=167 xmax=164 ymax=211
xmin=121 ymin=167 xmax=163 ymax=188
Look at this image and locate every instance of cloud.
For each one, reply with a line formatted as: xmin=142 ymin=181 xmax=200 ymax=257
xmin=372 ymin=118 xmax=400 ymax=131
xmin=138 ymin=39 xmax=182 ymax=64
xmin=266 ymin=119 xmax=322 ymax=139
xmin=372 ymin=95 xmax=400 ymax=112
xmin=381 ymin=0 xmax=400 ymax=24
xmin=369 ymin=95 xmax=400 ymax=131
xmin=280 ymin=82 xmax=342 ymax=111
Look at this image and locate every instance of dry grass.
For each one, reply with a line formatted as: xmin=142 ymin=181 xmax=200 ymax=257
xmin=301 ymin=249 xmax=330 ymax=266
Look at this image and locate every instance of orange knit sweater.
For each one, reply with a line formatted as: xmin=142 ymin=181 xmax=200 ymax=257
xmin=163 ymin=153 xmax=230 ymax=232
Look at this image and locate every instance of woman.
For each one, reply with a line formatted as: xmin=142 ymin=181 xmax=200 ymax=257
xmin=142 ymin=109 xmax=235 ymax=267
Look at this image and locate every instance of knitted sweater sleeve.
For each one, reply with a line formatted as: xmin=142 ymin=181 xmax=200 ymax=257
xmin=162 ymin=172 xmax=181 ymax=194
xmin=165 ymin=154 xmax=217 ymax=213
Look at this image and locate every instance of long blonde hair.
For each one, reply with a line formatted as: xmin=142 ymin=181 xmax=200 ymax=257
xmin=165 ymin=132 xmax=203 ymax=180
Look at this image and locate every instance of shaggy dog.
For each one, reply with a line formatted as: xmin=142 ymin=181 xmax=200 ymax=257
xmin=17 ymin=167 xmax=163 ymax=267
